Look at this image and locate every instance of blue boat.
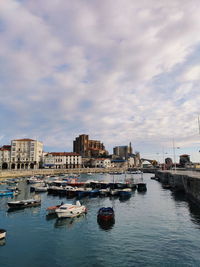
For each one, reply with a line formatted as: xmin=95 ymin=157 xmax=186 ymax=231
xmin=76 ymin=190 xmax=88 ymax=198
xmin=118 ymin=189 xmax=132 ymax=198
xmin=0 ymin=190 xmax=13 ymax=196
xmin=89 ymin=189 xmax=99 ymax=197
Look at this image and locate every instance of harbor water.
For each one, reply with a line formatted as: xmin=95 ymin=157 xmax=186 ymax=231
xmin=1 ymin=173 xmax=200 ymax=267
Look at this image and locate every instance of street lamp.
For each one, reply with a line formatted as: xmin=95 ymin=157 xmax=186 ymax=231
xmin=172 ymin=139 xmax=180 ymax=172
xmin=156 ymin=152 xmax=160 ymax=165
xmin=162 ymin=148 xmax=168 ymax=170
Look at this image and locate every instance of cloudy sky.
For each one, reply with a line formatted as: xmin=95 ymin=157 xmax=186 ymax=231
xmin=1 ymin=0 xmax=200 ymax=162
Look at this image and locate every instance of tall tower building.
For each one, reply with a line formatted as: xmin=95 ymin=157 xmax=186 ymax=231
xmin=73 ymin=134 xmax=107 ymax=157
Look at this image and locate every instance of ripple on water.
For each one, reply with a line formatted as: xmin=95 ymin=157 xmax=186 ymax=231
xmin=1 ymin=174 xmax=200 ymax=267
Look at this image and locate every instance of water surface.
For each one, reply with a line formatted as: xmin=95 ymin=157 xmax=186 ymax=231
xmin=1 ymin=173 xmax=200 ymax=267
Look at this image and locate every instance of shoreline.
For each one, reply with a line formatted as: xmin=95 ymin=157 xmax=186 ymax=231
xmin=0 ymin=167 xmax=127 ymax=180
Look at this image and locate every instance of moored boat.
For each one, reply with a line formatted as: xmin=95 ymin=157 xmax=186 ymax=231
xmin=137 ymin=183 xmax=147 ymax=192
xmin=97 ymin=207 xmax=114 ymax=221
xmin=46 ymin=203 xmax=63 ymax=215
xmin=0 ymin=190 xmax=13 ymax=196
xmin=32 ymin=185 xmax=48 ymax=192
xmin=118 ymin=188 xmax=132 ymax=198
xmin=55 ymin=201 xmax=87 ymax=218
xmin=7 ymin=198 xmax=41 ymax=209
xmin=0 ymin=229 xmax=6 ymax=240
xmin=110 ymin=189 xmax=120 ymax=196
xmin=99 ymin=188 xmax=110 ymax=197
xmin=89 ymin=189 xmax=99 ymax=197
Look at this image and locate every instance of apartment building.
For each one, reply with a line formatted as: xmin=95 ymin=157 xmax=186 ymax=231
xmin=43 ymin=152 xmax=82 ymax=169
xmin=10 ymin=138 xmax=43 ymax=169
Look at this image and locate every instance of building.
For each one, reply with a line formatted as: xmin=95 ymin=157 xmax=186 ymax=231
xmin=0 ymin=145 xmax=11 ymax=169
xmin=179 ymin=154 xmax=191 ymax=167
xmin=10 ymin=138 xmax=43 ymax=169
xmin=113 ymin=142 xmax=133 ymax=160
xmin=73 ymin=134 xmax=108 ymax=157
xmin=111 ymin=159 xmax=128 ymax=168
xmin=90 ymin=158 xmax=112 ymax=168
xmin=43 ymin=152 xmax=82 ymax=169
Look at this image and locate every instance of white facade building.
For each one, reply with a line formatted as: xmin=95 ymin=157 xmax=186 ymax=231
xmin=10 ymin=138 xmax=43 ymax=169
xmin=43 ymin=152 xmax=82 ymax=169
xmin=91 ymin=158 xmax=112 ymax=168
xmin=0 ymin=145 xmax=11 ymax=169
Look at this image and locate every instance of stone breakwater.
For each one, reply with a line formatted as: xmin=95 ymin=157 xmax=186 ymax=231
xmin=155 ymin=170 xmax=200 ymax=205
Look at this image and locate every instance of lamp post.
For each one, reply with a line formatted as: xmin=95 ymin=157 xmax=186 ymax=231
xmin=162 ymin=148 xmax=168 ymax=170
xmin=172 ymin=139 xmax=180 ymax=172
xmin=156 ymin=152 xmax=160 ymax=167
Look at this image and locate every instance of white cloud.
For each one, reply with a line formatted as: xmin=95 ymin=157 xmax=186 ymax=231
xmin=0 ymin=0 xmax=200 ymax=160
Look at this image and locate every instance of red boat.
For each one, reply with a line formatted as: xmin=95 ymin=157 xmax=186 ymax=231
xmin=97 ymin=207 xmax=114 ymax=221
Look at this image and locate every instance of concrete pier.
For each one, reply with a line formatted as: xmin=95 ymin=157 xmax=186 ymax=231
xmin=155 ymin=170 xmax=200 ymax=205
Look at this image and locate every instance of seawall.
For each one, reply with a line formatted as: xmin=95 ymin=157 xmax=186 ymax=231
xmin=155 ymin=170 xmax=200 ymax=205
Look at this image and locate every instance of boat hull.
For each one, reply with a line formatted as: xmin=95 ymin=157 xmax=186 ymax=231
xmin=97 ymin=207 xmax=115 ymax=222
xmin=56 ymin=207 xmax=86 ymax=218
xmin=0 ymin=229 xmax=6 ymax=240
xmin=7 ymin=199 xmax=41 ymax=209
xmin=0 ymin=190 xmax=13 ymax=196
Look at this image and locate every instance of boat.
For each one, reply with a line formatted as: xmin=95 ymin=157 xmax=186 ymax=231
xmin=46 ymin=203 xmax=63 ymax=215
xmin=76 ymin=187 xmax=92 ymax=198
xmin=31 ymin=185 xmax=48 ymax=192
xmin=118 ymin=188 xmax=132 ymax=198
xmin=0 ymin=229 xmax=6 ymax=240
xmin=0 ymin=190 xmax=13 ymax=196
xmin=7 ymin=198 xmax=41 ymax=209
xmin=55 ymin=201 xmax=87 ymax=218
xmin=27 ymin=177 xmax=44 ymax=184
xmin=99 ymin=188 xmax=110 ymax=197
xmin=89 ymin=189 xmax=99 ymax=197
xmin=110 ymin=189 xmax=120 ymax=196
xmin=97 ymin=207 xmax=114 ymax=221
xmin=137 ymin=183 xmax=147 ymax=192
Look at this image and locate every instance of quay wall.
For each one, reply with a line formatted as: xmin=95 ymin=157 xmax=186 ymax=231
xmin=0 ymin=168 xmax=127 ymax=179
xmin=155 ymin=171 xmax=200 ymax=205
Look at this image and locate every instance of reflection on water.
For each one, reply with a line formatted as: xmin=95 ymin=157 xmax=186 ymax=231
xmin=171 ymin=191 xmax=187 ymax=203
xmin=170 ymin=189 xmax=200 ymax=228
xmin=97 ymin=218 xmax=115 ymax=231
xmin=0 ymin=239 xmax=6 ymax=246
xmin=188 ymin=201 xmax=200 ymax=227
xmin=54 ymin=214 xmax=86 ymax=229
xmin=46 ymin=213 xmax=57 ymax=221
xmin=7 ymin=206 xmax=41 ymax=215
xmin=2 ymin=173 xmax=200 ymax=266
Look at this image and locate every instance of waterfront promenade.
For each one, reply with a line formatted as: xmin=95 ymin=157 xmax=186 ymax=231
xmin=0 ymin=167 xmax=127 ymax=179
xmin=164 ymin=169 xmax=200 ymax=179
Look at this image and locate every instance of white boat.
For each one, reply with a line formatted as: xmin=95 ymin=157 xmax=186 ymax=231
xmin=46 ymin=203 xmax=63 ymax=215
xmin=99 ymin=188 xmax=110 ymax=196
xmin=110 ymin=189 xmax=120 ymax=196
xmin=55 ymin=201 xmax=87 ymax=218
xmin=0 ymin=229 xmax=6 ymax=240
xmin=27 ymin=177 xmax=44 ymax=184
xmin=34 ymin=186 xmax=48 ymax=192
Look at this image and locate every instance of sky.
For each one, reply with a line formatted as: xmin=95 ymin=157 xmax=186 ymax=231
xmin=1 ymin=0 xmax=200 ymax=162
